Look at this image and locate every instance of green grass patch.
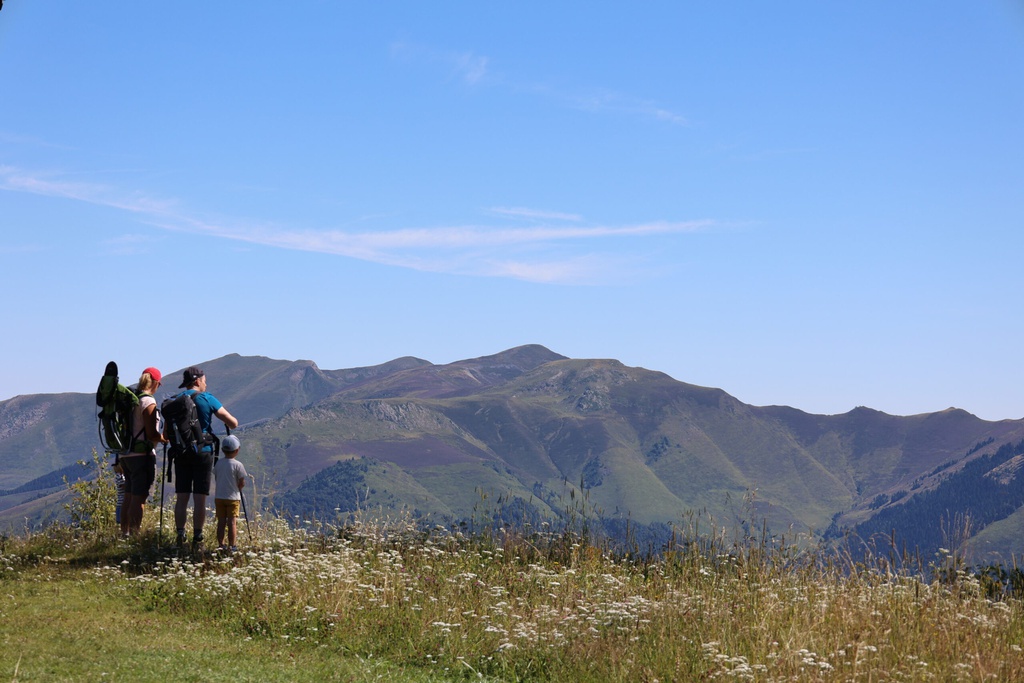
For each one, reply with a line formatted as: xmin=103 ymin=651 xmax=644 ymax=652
xmin=3 ymin=482 xmax=1024 ymax=682
xmin=0 ymin=566 xmax=434 ymax=682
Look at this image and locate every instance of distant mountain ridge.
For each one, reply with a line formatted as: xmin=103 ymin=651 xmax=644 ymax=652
xmin=2 ymin=345 xmax=1023 ymax=562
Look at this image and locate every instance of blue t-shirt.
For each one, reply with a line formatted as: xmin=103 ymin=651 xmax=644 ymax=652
xmin=185 ymin=390 xmax=224 ymax=433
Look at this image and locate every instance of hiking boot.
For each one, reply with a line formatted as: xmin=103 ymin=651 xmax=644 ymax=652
xmin=176 ymin=530 xmax=187 ymax=548
xmin=192 ymin=532 xmax=204 ymax=551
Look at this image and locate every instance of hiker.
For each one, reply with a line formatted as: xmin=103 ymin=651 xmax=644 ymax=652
xmin=173 ymin=366 xmax=238 ymax=549
xmin=214 ymin=434 xmax=248 ymax=551
xmin=119 ymin=367 xmax=167 ymax=536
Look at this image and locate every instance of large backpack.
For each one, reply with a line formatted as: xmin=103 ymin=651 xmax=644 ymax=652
xmin=161 ymin=391 xmax=214 ymax=461
xmin=96 ymin=361 xmax=142 ymax=455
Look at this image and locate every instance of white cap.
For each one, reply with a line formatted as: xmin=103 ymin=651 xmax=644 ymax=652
xmin=222 ymin=435 xmax=240 ymax=452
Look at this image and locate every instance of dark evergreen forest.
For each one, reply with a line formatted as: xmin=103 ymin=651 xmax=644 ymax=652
xmin=842 ymin=439 xmax=1024 ymax=559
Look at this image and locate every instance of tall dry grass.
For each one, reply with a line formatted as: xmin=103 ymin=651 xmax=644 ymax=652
xmin=14 ymin=506 xmax=1002 ymax=682
xmin=3 ymin=469 xmax=1023 ymax=681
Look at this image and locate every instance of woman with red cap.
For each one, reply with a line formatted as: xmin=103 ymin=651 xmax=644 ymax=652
xmin=119 ymin=366 xmax=168 ymax=536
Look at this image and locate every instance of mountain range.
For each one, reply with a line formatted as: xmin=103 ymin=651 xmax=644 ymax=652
xmin=3 ymin=345 xmax=1023 ymax=563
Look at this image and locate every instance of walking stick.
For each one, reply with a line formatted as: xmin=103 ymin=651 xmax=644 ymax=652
xmin=240 ymin=489 xmax=253 ymax=545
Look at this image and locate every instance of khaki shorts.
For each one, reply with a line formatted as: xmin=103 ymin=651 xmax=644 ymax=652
xmin=215 ymin=498 xmax=241 ymax=519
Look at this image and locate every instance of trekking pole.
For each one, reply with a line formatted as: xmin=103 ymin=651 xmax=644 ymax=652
xmin=240 ymin=489 xmax=253 ymax=545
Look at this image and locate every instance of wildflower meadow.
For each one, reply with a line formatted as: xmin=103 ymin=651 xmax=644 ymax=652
xmin=1 ymin=468 xmax=1023 ymax=681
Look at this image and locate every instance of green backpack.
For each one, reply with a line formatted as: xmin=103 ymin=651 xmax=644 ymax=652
xmin=95 ymin=361 xmax=141 ymax=454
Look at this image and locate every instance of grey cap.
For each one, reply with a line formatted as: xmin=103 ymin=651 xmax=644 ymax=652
xmin=222 ymin=435 xmax=241 ymax=452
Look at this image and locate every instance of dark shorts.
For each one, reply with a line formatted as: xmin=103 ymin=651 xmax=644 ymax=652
xmin=174 ymin=450 xmax=215 ymax=496
xmin=121 ymin=454 xmax=156 ymax=497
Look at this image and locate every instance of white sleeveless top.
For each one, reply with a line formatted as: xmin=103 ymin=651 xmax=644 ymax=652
xmin=127 ymin=394 xmax=161 ymax=455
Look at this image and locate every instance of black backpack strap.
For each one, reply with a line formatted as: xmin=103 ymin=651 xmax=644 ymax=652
xmin=209 ymin=431 xmax=221 ymax=464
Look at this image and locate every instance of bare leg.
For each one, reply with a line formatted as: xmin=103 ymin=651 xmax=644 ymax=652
xmin=192 ymin=493 xmax=207 ymax=539
xmin=174 ymin=492 xmax=189 ymax=530
xmin=126 ymin=494 xmax=146 ymax=535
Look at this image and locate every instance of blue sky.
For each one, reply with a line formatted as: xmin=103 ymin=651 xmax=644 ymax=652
xmin=2 ymin=2 xmax=1023 ymax=420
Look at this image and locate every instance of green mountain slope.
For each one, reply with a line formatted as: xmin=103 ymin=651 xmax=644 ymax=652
xmin=4 ymin=345 xmax=1024 ymax=561
xmin=0 ymin=393 xmax=97 ymax=489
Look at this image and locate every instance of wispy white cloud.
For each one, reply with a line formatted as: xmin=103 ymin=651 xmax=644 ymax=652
xmin=0 ymin=165 xmax=177 ymax=215
xmin=559 ymin=88 xmax=688 ymax=126
xmin=390 ymin=42 xmax=490 ymax=85
xmin=0 ymin=166 xmax=712 ymax=285
xmin=453 ymin=52 xmax=488 ymax=85
xmin=153 ymin=216 xmax=710 ymax=284
xmin=482 ymin=254 xmax=632 ymax=285
xmin=489 ymin=206 xmax=583 ymax=222
xmin=193 ymin=221 xmax=707 ymax=251
xmin=390 ymin=41 xmax=686 ymax=126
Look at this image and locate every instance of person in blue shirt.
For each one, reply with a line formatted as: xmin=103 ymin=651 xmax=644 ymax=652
xmin=173 ymin=366 xmax=238 ymax=550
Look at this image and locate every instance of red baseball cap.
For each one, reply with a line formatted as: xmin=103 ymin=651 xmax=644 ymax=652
xmin=143 ymin=367 xmax=163 ymax=383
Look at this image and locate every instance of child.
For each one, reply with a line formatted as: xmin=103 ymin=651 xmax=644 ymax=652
xmin=214 ymin=434 xmax=248 ymax=551
xmin=113 ymin=459 xmax=126 ymax=531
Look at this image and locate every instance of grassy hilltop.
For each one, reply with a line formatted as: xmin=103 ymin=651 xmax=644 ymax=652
xmin=2 ymin=473 xmax=1023 ymax=682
